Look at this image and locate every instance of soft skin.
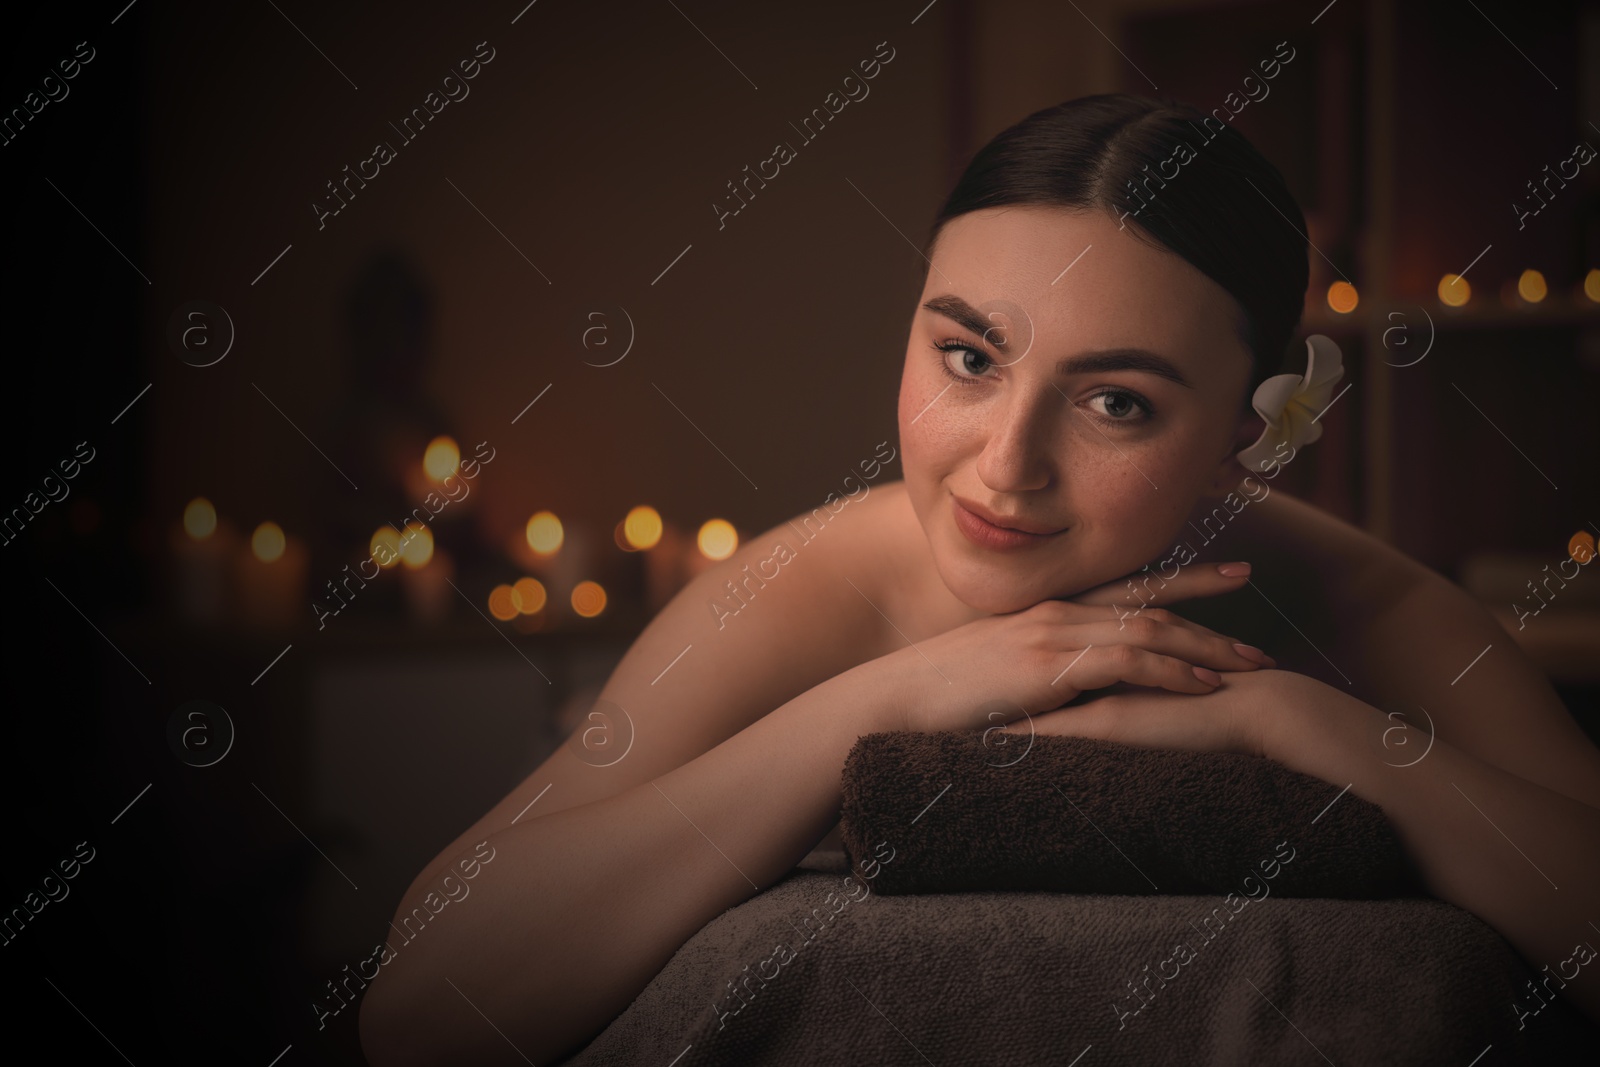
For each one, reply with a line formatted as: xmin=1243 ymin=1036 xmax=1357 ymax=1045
xmin=899 ymin=205 xmax=1261 ymax=615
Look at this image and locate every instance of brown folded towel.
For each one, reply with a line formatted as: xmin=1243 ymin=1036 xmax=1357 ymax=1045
xmin=839 ymin=731 xmax=1424 ymax=897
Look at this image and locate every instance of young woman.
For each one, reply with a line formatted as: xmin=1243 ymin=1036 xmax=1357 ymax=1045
xmin=361 ymin=94 xmax=1600 ymax=1065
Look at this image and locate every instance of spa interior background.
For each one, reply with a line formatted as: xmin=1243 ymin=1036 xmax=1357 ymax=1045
xmin=4 ymin=0 xmax=1599 ymax=1063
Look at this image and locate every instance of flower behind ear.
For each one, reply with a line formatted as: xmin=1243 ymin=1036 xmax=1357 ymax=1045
xmin=1235 ymin=334 xmax=1345 ymax=472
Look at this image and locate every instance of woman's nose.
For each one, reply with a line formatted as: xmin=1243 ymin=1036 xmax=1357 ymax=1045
xmin=975 ymin=395 xmax=1054 ymax=493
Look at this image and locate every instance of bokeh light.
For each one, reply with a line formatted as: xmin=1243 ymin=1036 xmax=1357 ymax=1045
xmin=251 ymin=521 xmax=286 ymax=563
xmin=398 ymin=524 xmax=434 ymax=569
xmin=525 ymin=511 xmax=563 ymax=555
xmin=1585 ymin=269 xmax=1600 ymax=303
xmin=183 ymin=497 xmax=217 ymax=541
xmin=1571 ymin=531 xmax=1597 ymax=565
xmin=1438 ymin=274 xmax=1470 ymax=307
xmin=572 ymin=580 xmax=607 ymax=618
xmin=487 ymin=584 xmax=519 ymax=621
xmin=1516 ymin=269 xmax=1547 ymax=304
xmin=1326 ymin=281 xmax=1359 ymax=314
xmin=512 ymin=576 xmax=547 ymax=614
xmin=623 ymin=505 xmax=663 ymax=550
xmin=423 ymin=435 xmax=460 ymax=480
xmin=370 ymin=526 xmax=402 ymax=568
xmin=698 ymin=518 xmax=738 ymax=560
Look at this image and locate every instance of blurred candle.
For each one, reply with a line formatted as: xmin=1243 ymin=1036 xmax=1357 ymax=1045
xmin=572 ymin=580 xmax=607 ymax=618
xmin=698 ymin=519 xmax=738 ymax=561
xmin=488 ymin=583 xmax=519 ymax=621
xmin=172 ymin=497 xmax=234 ymax=624
xmin=526 ymin=511 xmax=563 ymax=555
xmin=507 ymin=514 xmax=593 ymax=620
xmin=371 ymin=526 xmax=403 ymax=569
xmin=398 ymin=524 xmax=434 ymax=568
xmin=424 ymin=435 xmax=460 ymax=480
xmin=1438 ymin=273 xmax=1471 ymax=307
xmin=235 ymin=521 xmax=307 ymax=628
xmin=512 ymin=576 xmax=547 ymax=614
xmin=400 ymin=546 xmax=454 ymax=625
xmin=184 ymin=498 xmax=217 ymax=539
xmin=623 ymin=506 xmax=663 ymax=550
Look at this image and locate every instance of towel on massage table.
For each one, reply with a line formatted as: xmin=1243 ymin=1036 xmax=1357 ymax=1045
xmin=837 ymin=730 xmax=1421 ymax=897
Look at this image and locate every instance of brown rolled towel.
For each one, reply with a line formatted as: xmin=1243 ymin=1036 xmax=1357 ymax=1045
xmin=839 ymin=730 xmax=1425 ymax=897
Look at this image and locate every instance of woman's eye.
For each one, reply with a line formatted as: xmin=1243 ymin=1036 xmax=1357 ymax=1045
xmin=1086 ymin=391 xmax=1148 ymax=421
xmin=941 ymin=344 xmax=993 ymax=379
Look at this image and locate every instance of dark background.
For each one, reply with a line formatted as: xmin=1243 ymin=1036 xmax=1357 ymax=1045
xmin=3 ymin=1 xmax=1598 ymax=1063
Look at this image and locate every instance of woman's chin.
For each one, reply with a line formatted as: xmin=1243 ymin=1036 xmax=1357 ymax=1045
xmin=938 ymin=566 xmax=1058 ymax=616
xmin=935 ymin=551 xmax=1129 ymax=616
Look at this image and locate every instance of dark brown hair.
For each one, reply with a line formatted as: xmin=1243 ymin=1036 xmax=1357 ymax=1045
xmin=927 ymin=93 xmax=1309 ymax=405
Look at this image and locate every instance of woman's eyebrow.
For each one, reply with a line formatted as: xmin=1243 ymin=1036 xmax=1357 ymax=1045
xmin=922 ymin=295 xmax=999 ymax=343
xmin=921 ymin=294 xmax=1193 ymax=388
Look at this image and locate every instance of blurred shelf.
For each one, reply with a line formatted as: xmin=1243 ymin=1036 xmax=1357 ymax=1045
xmin=1303 ymin=301 xmax=1600 ymax=335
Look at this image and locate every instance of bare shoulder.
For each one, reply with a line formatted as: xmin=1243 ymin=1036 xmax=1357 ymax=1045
xmin=400 ymin=477 xmax=930 ymax=893
xmin=1245 ymin=491 xmax=1600 ymax=806
xmin=1246 ymin=489 xmax=1428 ymax=605
xmin=711 ymin=478 xmax=913 ymax=629
xmin=593 ymin=475 xmax=944 ymax=776
xmin=1176 ymin=488 xmax=1421 ymax=672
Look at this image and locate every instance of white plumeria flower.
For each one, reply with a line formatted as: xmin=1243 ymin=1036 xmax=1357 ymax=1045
xmin=1235 ymin=334 xmax=1345 ymax=472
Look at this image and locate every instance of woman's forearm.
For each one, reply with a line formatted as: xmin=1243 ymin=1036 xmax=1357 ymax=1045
xmin=1264 ymin=690 xmax=1600 ymax=1027
xmin=359 ymin=660 xmax=905 ymax=1067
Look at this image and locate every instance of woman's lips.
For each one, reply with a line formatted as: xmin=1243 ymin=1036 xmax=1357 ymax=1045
xmin=951 ymin=498 xmax=1064 ymax=552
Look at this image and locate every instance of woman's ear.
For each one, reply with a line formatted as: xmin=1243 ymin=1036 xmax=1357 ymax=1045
xmin=1202 ymin=416 xmax=1262 ymax=498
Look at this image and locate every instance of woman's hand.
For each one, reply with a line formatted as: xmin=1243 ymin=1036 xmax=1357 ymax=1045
xmin=997 ymin=667 xmax=1319 ymax=759
xmin=884 ymin=562 xmax=1277 ymax=737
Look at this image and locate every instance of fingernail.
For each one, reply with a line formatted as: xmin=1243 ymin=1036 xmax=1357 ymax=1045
xmin=1232 ymin=642 xmax=1267 ymax=664
xmin=1217 ymin=562 xmax=1251 ymax=577
xmin=1193 ymin=666 xmax=1222 ymax=686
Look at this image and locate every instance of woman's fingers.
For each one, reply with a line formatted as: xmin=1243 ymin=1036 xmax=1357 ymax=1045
xmin=1081 ymin=614 xmax=1272 ymax=672
xmin=1051 ymin=643 xmax=1224 ymax=699
xmin=1070 ymin=561 xmax=1253 ymax=610
xmin=1010 ymin=683 xmax=1258 ymax=757
xmin=1060 ymin=563 xmax=1276 ymax=668
xmin=1126 ymin=609 xmax=1276 ymax=666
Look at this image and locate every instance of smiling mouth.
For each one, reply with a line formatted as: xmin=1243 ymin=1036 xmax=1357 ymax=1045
xmin=950 ymin=496 xmax=1066 ymax=551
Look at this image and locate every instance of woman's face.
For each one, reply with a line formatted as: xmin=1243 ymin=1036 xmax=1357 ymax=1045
xmin=898 ymin=205 xmax=1257 ymax=615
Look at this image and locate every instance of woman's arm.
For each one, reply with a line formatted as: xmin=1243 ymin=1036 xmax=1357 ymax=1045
xmin=1347 ymin=559 xmax=1600 ymax=809
xmin=359 ymin=658 xmax=906 ymax=1067
xmin=360 ymin=510 xmax=901 ymax=1066
xmin=1238 ymin=488 xmax=1600 ymax=808
xmin=1260 ymin=674 xmax=1600 ymax=1028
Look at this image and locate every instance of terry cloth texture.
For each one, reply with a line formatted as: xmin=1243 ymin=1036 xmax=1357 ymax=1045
xmin=838 ymin=730 xmax=1423 ymax=897
xmin=556 ymin=870 xmax=1594 ymax=1065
